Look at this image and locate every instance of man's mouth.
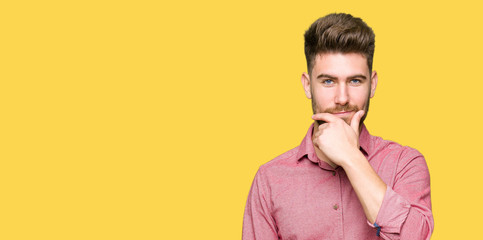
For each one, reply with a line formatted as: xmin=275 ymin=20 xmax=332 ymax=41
xmin=332 ymin=111 xmax=354 ymax=116
xmin=324 ymin=104 xmax=360 ymax=115
xmin=333 ymin=111 xmax=351 ymax=114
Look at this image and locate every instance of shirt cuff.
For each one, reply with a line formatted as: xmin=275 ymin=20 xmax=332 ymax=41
xmin=367 ymin=186 xmax=411 ymax=234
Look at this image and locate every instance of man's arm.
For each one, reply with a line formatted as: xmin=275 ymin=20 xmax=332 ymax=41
xmin=340 ymin=150 xmax=386 ymax=224
xmin=242 ymin=168 xmax=278 ymax=240
xmin=312 ymin=111 xmax=433 ymax=239
xmin=374 ymin=151 xmax=433 ymax=240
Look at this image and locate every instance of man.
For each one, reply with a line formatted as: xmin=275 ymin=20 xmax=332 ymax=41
xmin=242 ymin=13 xmax=433 ymax=240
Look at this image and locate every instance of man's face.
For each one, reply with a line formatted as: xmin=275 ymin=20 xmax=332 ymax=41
xmin=301 ymin=52 xmax=378 ymax=125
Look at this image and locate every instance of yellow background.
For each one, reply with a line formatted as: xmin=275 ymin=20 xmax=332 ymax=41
xmin=1 ymin=0 xmax=482 ymax=239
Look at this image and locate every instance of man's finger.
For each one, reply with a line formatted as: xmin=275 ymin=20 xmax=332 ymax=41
xmin=312 ymin=113 xmax=339 ymax=122
xmin=350 ymin=110 xmax=365 ymax=135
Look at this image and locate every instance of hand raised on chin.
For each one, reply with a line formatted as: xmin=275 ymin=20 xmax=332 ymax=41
xmin=311 ymin=110 xmax=365 ymax=167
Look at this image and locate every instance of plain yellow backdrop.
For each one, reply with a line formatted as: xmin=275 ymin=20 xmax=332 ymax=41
xmin=1 ymin=0 xmax=482 ymax=239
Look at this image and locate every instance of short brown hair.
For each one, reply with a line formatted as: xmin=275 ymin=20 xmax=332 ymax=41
xmin=304 ymin=13 xmax=375 ymax=74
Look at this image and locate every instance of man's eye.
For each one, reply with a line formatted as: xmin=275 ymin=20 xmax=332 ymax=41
xmin=322 ymin=79 xmax=334 ymax=85
xmin=350 ymin=79 xmax=362 ymax=85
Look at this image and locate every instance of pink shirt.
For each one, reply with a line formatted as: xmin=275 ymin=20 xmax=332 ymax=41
xmin=243 ymin=124 xmax=433 ymax=240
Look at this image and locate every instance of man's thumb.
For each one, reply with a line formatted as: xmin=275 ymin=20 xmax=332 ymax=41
xmin=350 ymin=110 xmax=365 ymax=135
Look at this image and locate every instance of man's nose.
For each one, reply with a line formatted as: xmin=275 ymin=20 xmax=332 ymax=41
xmin=334 ymin=84 xmax=349 ymax=105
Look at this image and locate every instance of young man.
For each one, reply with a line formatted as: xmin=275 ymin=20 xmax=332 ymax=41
xmin=242 ymin=13 xmax=433 ymax=240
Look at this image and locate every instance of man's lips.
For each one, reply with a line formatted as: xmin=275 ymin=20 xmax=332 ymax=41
xmin=332 ymin=111 xmax=354 ymax=117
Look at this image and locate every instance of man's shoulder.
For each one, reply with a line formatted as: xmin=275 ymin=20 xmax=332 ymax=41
xmin=369 ymin=134 xmax=426 ymax=168
xmin=258 ymin=146 xmax=300 ymax=173
xmin=372 ymin=134 xmax=423 ymax=156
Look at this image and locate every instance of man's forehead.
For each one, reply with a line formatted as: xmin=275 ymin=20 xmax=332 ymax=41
xmin=311 ymin=52 xmax=369 ymax=78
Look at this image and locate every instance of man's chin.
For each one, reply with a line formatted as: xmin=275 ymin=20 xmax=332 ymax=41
xmin=339 ymin=118 xmax=351 ymax=125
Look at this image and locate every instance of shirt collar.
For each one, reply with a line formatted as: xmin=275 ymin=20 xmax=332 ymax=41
xmin=295 ymin=123 xmax=373 ymax=163
xmin=358 ymin=123 xmax=372 ymax=156
xmin=295 ymin=123 xmax=318 ymax=164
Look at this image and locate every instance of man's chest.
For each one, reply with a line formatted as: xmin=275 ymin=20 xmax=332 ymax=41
xmin=269 ymin=168 xmax=377 ymax=239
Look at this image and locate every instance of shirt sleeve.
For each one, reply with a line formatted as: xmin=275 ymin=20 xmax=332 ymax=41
xmin=368 ymin=148 xmax=434 ymax=240
xmin=242 ymin=167 xmax=279 ymax=240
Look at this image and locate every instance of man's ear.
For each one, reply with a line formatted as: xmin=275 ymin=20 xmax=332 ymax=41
xmin=301 ymin=72 xmax=312 ymax=99
xmin=370 ymin=71 xmax=378 ymax=98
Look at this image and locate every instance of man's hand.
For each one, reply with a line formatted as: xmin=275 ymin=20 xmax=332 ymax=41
xmin=312 ymin=110 xmax=365 ymax=167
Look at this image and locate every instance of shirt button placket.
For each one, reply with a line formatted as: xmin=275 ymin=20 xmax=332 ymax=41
xmin=334 ymin=168 xmax=343 ymax=239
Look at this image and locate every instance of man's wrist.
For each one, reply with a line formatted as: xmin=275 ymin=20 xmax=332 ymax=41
xmin=339 ymin=150 xmax=366 ymax=170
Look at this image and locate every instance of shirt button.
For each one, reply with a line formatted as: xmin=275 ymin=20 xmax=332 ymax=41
xmin=332 ymin=171 xmax=336 ymax=176
xmin=333 ymin=204 xmax=339 ymax=210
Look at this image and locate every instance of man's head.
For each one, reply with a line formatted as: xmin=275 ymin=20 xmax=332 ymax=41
xmin=301 ymin=13 xmax=377 ymax=125
xmin=304 ymin=13 xmax=375 ymax=75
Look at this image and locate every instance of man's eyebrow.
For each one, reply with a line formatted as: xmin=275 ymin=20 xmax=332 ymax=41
xmin=316 ymin=74 xmax=367 ymax=79
xmin=316 ymin=74 xmax=337 ymax=79
xmin=348 ymin=74 xmax=367 ymax=79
